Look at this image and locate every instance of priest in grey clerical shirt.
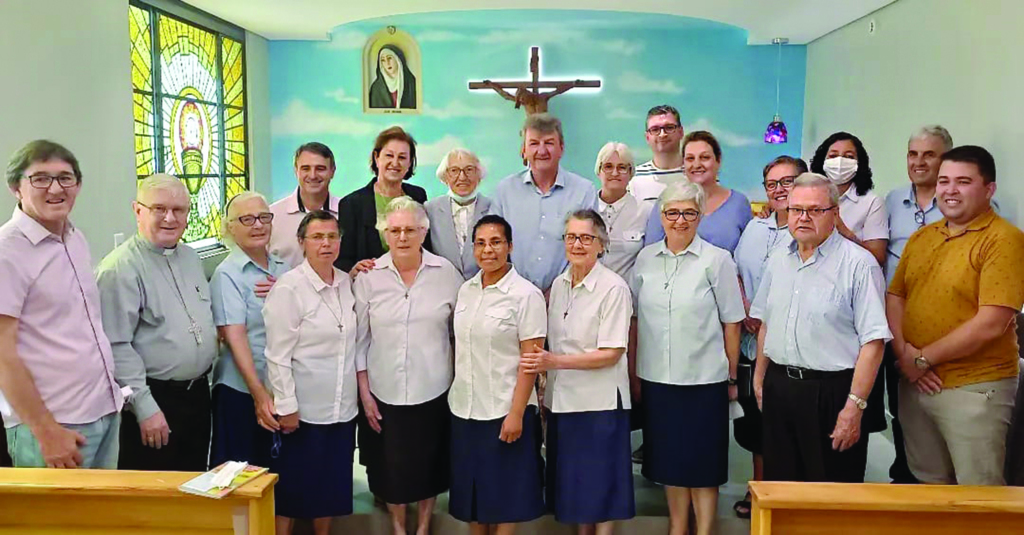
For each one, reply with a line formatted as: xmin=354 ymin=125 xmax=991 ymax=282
xmin=96 ymin=174 xmax=216 ymax=472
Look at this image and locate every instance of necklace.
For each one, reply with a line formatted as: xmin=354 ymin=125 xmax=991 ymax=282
xmin=315 ymin=285 xmax=345 ymax=333
xmin=663 ymin=254 xmax=682 ymax=290
xmin=160 ymin=257 xmax=204 ymax=345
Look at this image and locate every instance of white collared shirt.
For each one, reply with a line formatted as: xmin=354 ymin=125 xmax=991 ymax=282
xmin=838 ymin=187 xmax=888 ymax=242
xmin=268 ymin=189 xmax=341 ymax=268
xmin=546 ymin=262 xmax=633 ymax=413
xmin=263 ymin=260 xmax=358 ymax=424
xmin=450 ymin=267 xmax=546 ymax=420
xmin=450 ymin=197 xmax=476 ymax=254
xmin=598 ymin=192 xmax=654 ymax=284
xmin=628 ymin=161 xmax=687 ymax=203
xmin=633 ymin=237 xmax=746 ymax=385
xmin=354 ymin=250 xmax=464 ymax=405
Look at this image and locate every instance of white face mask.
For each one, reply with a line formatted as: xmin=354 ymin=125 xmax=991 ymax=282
xmin=447 ymin=188 xmax=478 ymax=205
xmin=822 ymin=157 xmax=858 ymax=185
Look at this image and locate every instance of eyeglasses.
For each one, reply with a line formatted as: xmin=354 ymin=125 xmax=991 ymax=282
xmin=234 ymin=212 xmax=274 ymax=226
xmin=25 ymin=173 xmax=78 ymax=189
xmin=646 ymin=124 xmax=681 ymax=136
xmin=662 ymin=209 xmax=700 ymax=222
xmin=786 ymin=206 xmax=836 ymax=218
xmin=763 ymin=177 xmax=796 ymax=191
xmin=473 ymin=239 xmax=507 ymax=249
xmin=914 ymin=209 xmax=926 ymax=227
xmin=136 ymin=201 xmax=188 ymax=219
xmin=386 ymin=227 xmax=422 ymax=238
xmin=304 ymin=232 xmax=340 ymax=242
xmin=563 ymin=233 xmax=597 ymax=246
xmin=600 ymin=163 xmax=632 ymax=175
xmin=446 ymin=166 xmax=479 ymax=179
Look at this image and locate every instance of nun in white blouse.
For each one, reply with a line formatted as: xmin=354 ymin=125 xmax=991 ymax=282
xmin=632 ymin=180 xmax=744 ymax=535
xmin=353 ymin=196 xmax=464 ymax=535
xmin=520 ymin=209 xmax=635 ymax=535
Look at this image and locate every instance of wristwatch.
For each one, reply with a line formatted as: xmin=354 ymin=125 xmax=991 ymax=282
xmin=727 ymin=377 xmax=738 ymax=386
xmin=848 ymin=393 xmax=868 ymax=410
xmin=915 ymin=351 xmax=931 ymax=370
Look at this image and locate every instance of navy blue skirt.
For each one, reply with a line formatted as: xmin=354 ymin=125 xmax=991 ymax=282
xmin=546 ymin=405 xmax=635 ymax=524
xmin=641 ymin=380 xmax=728 ymax=488
xmin=271 ymin=419 xmax=356 ymax=519
xmin=210 ymin=384 xmax=273 ymax=469
xmin=449 ymin=406 xmax=545 ymax=524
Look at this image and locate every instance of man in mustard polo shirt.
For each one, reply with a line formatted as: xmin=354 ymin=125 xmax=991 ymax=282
xmin=887 ymin=145 xmax=1024 ymax=485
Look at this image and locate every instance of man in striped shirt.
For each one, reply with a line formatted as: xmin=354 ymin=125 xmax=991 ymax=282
xmin=628 ymin=105 xmax=687 ymax=203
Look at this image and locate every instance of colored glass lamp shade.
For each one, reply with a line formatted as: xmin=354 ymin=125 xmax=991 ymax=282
xmin=764 ymin=115 xmax=788 ymax=144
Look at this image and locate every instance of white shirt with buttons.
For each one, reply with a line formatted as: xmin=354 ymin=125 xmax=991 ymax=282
xmin=263 ymin=260 xmax=358 ymax=424
xmin=545 ymin=261 xmax=633 ymax=413
xmin=598 ymin=192 xmax=654 ymax=285
xmin=449 ymin=266 xmax=547 ymax=421
xmin=451 ymin=197 xmax=475 ymax=254
xmin=633 ymin=237 xmax=746 ymax=385
xmin=354 ymin=250 xmax=464 ymax=406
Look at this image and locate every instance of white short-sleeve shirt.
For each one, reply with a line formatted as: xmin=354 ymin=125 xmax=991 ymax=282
xmin=545 ymin=262 xmax=633 ymax=413
xmin=449 ymin=267 xmax=547 ymax=420
xmin=353 ymin=250 xmax=464 ymax=406
xmin=268 ymin=190 xmax=341 ymax=268
xmin=838 ymin=188 xmax=889 ymax=242
xmin=633 ymin=237 xmax=746 ymax=385
xmin=598 ymin=192 xmax=654 ymax=285
xmin=262 ymin=260 xmax=358 ymax=424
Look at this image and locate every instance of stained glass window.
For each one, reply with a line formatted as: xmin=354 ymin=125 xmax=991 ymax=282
xmin=129 ymin=2 xmax=248 ymax=248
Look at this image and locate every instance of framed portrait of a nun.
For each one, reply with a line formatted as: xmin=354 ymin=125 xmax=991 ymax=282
xmin=363 ymin=26 xmax=422 ymax=114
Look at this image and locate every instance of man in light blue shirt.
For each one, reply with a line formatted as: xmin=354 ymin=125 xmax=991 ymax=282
xmin=751 ymin=173 xmax=890 ymax=483
xmin=492 ymin=113 xmax=598 ymax=292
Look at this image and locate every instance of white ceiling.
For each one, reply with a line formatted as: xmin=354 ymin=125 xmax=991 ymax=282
xmin=182 ymin=0 xmax=897 ymax=45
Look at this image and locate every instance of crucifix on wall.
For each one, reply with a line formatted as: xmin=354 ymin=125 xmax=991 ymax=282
xmin=468 ymin=47 xmax=601 ymax=115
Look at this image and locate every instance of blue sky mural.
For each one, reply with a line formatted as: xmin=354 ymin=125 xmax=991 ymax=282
xmin=268 ymin=10 xmax=806 ymax=203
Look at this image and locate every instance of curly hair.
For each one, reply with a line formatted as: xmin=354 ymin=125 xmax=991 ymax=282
xmin=809 ymin=132 xmax=874 ymax=196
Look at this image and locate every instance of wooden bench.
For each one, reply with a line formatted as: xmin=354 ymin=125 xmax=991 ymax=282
xmin=0 ymin=468 xmax=277 ymax=534
xmin=749 ymin=481 xmax=1024 ymax=534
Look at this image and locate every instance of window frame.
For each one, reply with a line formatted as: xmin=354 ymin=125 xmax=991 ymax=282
xmin=130 ymin=0 xmax=250 ymax=251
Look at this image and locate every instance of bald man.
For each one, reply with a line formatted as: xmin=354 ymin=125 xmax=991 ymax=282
xmin=95 ymin=174 xmax=216 ymax=471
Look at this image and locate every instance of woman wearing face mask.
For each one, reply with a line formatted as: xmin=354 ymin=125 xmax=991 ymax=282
xmin=809 ymin=132 xmax=888 ymax=266
xmin=425 ymin=148 xmax=493 ymax=280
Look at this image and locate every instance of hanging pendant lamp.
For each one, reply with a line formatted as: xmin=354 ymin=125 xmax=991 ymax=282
xmin=764 ymin=38 xmax=789 ymax=144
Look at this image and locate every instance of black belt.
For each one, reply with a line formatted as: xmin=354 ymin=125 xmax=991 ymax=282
xmin=770 ymin=361 xmax=852 ymax=381
xmin=148 ymin=368 xmax=211 ymax=390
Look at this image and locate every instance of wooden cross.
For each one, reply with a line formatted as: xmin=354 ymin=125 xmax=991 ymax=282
xmin=468 ymin=47 xmax=601 ymax=115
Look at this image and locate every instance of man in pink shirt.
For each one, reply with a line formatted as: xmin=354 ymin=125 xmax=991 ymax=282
xmin=0 ymin=140 xmax=123 ymax=468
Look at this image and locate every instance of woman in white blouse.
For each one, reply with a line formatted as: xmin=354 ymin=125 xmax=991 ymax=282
xmin=354 ymin=196 xmax=464 ymax=535
xmin=520 ymin=209 xmax=634 ymax=535
xmin=633 ymin=181 xmax=745 ymax=535
xmin=263 ymin=210 xmax=358 ymax=535
xmin=449 ymin=214 xmax=547 ymax=534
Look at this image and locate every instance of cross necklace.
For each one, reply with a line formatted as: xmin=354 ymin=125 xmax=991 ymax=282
xmin=162 ymin=258 xmax=203 ymax=345
xmin=316 ymin=286 xmax=345 ymax=333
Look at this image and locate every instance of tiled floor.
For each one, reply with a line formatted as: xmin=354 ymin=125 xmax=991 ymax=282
xmin=295 ymin=421 xmax=899 ymax=534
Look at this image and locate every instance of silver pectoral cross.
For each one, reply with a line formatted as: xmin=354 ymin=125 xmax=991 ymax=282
xmin=189 ymin=321 xmax=202 ymax=345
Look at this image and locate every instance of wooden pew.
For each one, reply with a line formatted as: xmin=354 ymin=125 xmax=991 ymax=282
xmin=749 ymin=481 xmax=1024 ymax=535
xmin=0 ymin=468 xmax=277 ymax=534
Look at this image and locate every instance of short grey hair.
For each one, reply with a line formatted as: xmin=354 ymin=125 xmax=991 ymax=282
xmin=594 ymin=142 xmax=635 ymax=177
xmin=564 ymin=209 xmax=609 ymax=257
xmin=220 ymin=191 xmax=269 ymax=245
xmin=792 ymin=172 xmax=840 ymax=206
xmin=137 ymin=173 xmax=187 ymax=202
xmin=377 ymin=195 xmax=430 ymax=232
xmin=522 ymin=113 xmax=564 ymax=145
xmin=434 ymin=148 xmax=487 ymax=183
xmin=658 ymin=179 xmax=706 ymax=213
xmin=909 ymin=125 xmax=953 ymax=152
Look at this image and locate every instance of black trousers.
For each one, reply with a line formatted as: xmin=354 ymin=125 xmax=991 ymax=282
xmin=118 ymin=375 xmax=211 ymax=472
xmin=762 ymin=361 xmax=868 ymax=483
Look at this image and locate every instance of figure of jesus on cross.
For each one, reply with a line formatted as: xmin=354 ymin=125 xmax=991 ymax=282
xmin=469 ymin=47 xmax=601 ymax=115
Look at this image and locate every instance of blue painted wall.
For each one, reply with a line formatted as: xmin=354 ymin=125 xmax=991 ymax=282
xmin=268 ymin=10 xmax=806 ymax=203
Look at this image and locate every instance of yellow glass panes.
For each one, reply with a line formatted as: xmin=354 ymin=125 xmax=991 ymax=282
xmin=224 ymin=106 xmax=246 ymax=175
xmin=222 ymin=37 xmax=245 ymax=108
xmin=129 ymin=5 xmax=152 ymax=92
xmin=133 ymin=92 xmax=155 ymax=176
xmin=226 ymin=176 xmax=247 ymax=200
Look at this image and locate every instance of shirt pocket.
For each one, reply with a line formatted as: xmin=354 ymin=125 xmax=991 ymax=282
xmin=483 ymin=306 xmax=516 ymax=334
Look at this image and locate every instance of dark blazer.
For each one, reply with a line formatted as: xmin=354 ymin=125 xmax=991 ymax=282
xmin=335 ymin=178 xmax=431 ymax=272
xmin=424 ymin=194 xmax=493 ymax=280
